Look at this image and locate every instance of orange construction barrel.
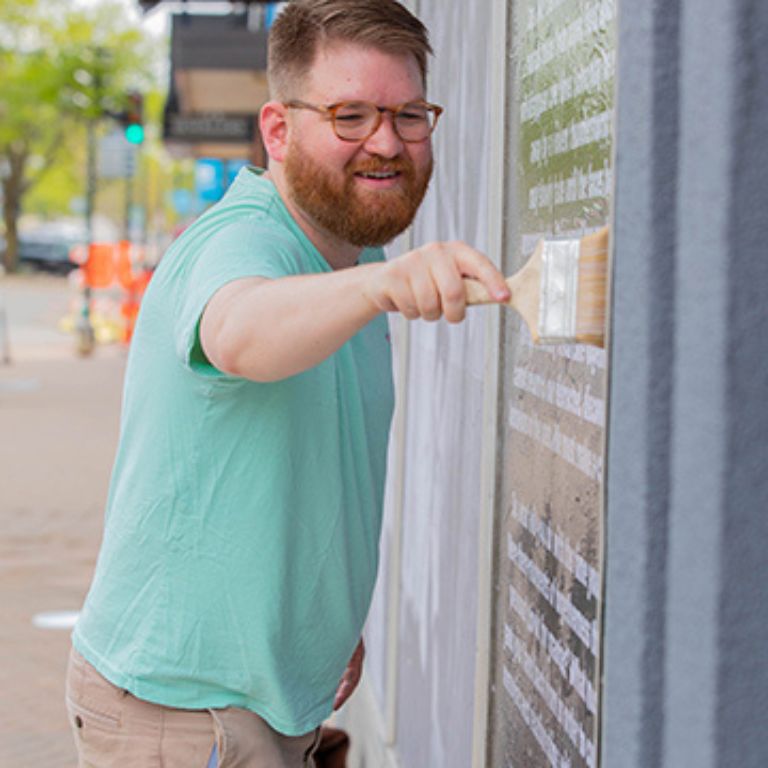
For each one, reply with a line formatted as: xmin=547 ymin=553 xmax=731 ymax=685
xmin=83 ymin=243 xmax=116 ymax=289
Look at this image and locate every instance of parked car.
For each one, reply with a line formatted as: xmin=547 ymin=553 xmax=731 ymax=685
xmin=0 ymin=224 xmax=84 ymax=275
xmin=20 ymin=234 xmax=79 ymax=274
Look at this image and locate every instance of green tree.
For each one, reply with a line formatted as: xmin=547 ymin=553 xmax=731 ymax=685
xmin=0 ymin=0 xmax=155 ymax=272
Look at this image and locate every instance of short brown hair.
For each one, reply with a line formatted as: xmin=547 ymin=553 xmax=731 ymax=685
xmin=267 ymin=0 xmax=432 ymax=99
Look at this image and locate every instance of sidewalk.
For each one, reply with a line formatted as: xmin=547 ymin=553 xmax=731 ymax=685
xmin=0 ymin=274 xmax=126 ymax=765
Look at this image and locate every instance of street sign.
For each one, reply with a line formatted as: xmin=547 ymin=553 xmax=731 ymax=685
xmin=98 ymin=131 xmax=137 ymax=179
xmin=164 ymin=112 xmax=255 ymax=144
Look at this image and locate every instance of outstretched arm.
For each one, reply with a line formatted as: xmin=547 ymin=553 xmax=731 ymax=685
xmin=200 ymin=241 xmax=510 ymax=383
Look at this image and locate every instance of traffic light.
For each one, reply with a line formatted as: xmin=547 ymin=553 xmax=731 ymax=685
xmin=123 ymin=92 xmax=144 ymax=144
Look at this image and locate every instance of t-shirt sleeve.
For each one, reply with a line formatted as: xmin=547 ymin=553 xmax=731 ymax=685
xmin=358 ymin=245 xmax=386 ymax=265
xmin=174 ymin=217 xmax=301 ymax=377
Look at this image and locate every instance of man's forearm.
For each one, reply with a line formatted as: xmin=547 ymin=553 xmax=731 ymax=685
xmin=201 ymin=241 xmax=510 ymax=383
xmin=200 ymin=263 xmax=384 ymax=382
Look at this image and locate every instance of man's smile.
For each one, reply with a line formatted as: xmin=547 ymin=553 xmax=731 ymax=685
xmin=353 ymin=169 xmax=403 ymax=189
xmin=355 ymin=170 xmax=399 ymax=178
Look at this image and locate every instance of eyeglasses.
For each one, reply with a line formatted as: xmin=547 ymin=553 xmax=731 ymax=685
xmin=283 ymin=99 xmax=443 ymax=143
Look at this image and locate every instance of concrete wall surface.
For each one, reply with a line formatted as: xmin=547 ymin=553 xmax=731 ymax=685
xmin=603 ymin=0 xmax=768 ymax=766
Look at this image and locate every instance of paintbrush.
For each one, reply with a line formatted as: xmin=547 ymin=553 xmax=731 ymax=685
xmin=463 ymin=226 xmax=609 ymax=347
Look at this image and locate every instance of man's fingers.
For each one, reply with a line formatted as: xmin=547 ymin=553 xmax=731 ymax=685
xmin=450 ymin=243 xmax=510 ymax=303
xmin=372 ymin=241 xmax=507 ymax=322
xmin=429 ymin=255 xmax=467 ymax=323
xmin=390 ymin=285 xmax=421 ymax=319
xmin=421 ymin=241 xmax=508 ymax=312
xmin=409 ymin=268 xmax=443 ymax=321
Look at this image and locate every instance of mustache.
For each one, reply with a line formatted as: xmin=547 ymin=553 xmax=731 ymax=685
xmin=347 ymin=156 xmax=414 ymax=175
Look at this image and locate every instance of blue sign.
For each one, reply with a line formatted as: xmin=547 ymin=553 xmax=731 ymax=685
xmin=226 ymin=160 xmax=249 ymax=186
xmin=265 ymin=2 xmax=289 ymax=29
xmin=195 ymin=159 xmax=225 ymax=204
xmin=171 ymin=189 xmax=193 ymax=217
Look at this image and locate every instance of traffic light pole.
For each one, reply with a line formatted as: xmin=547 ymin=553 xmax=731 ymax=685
xmin=74 ymin=88 xmax=143 ymax=355
xmin=124 ymin=163 xmax=133 ymax=241
xmin=76 ymin=118 xmax=97 ymax=356
xmin=121 ymin=91 xmax=142 ymax=242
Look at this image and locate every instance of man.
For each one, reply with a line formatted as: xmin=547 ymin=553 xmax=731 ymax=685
xmin=66 ymin=1 xmax=510 ymax=766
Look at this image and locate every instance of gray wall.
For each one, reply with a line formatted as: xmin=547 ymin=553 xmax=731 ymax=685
xmin=603 ymin=0 xmax=768 ymax=766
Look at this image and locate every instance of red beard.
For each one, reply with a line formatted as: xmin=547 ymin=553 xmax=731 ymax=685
xmin=284 ymin=142 xmax=433 ymax=247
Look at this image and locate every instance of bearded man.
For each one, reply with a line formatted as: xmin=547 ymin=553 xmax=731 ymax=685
xmin=66 ymin=1 xmax=509 ymax=766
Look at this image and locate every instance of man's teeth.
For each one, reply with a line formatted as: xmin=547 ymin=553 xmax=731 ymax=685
xmin=359 ymin=171 xmax=397 ymax=179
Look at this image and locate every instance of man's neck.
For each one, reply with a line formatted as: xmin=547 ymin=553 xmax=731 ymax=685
xmin=264 ymin=169 xmax=363 ymax=271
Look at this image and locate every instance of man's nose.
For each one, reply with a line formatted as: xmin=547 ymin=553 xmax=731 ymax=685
xmin=362 ymin=113 xmax=404 ymax=157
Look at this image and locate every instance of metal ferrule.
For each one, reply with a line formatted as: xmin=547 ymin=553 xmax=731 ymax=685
xmin=538 ymin=239 xmax=580 ymax=342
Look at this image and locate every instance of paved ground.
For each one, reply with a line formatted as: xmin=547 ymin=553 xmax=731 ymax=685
xmin=0 ymin=273 xmax=127 ymax=766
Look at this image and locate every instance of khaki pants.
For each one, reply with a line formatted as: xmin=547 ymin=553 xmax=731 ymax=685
xmin=65 ymin=647 xmax=320 ymax=768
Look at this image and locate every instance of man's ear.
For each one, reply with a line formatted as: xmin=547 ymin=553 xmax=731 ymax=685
xmin=260 ymin=101 xmax=289 ymax=164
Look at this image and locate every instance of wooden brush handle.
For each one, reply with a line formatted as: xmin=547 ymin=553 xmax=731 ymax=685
xmin=463 ymin=278 xmax=499 ymax=306
xmin=463 ymin=240 xmax=544 ymax=340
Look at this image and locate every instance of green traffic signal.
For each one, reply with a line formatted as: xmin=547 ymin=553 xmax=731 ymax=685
xmin=125 ymin=123 xmax=144 ymax=144
xmin=122 ymin=91 xmax=144 ymax=144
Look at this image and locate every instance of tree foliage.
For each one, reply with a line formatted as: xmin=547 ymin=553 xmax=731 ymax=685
xmin=0 ymin=0 xmax=156 ymax=271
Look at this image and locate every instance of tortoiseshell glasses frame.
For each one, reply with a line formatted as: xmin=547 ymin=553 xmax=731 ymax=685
xmin=283 ymin=99 xmax=444 ymax=143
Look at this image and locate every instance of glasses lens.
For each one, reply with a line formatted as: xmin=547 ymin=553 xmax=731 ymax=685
xmin=395 ymin=103 xmax=434 ymax=141
xmin=333 ymin=102 xmax=378 ymax=140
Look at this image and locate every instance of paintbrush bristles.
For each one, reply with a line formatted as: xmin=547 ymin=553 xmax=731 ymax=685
xmin=574 ymin=226 xmax=609 ymax=347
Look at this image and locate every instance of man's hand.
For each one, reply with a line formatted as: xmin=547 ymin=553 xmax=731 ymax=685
xmin=364 ymin=241 xmax=510 ymax=324
xmin=333 ymin=639 xmax=365 ymax=711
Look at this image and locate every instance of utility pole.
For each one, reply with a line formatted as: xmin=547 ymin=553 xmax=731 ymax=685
xmin=73 ymin=45 xmax=113 ymax=357
xmin=123 ymin=158 xmax=134 ymax=241
xmin=0 ymin=267 xmax=11 ymax=365
xmin=75 ymin=117 xmax=97 ymax=356
xmin=121 ymin=91 xmax=143 ymax=242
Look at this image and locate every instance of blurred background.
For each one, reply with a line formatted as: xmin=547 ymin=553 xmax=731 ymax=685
xmin=1 ymin=0 xmax=284 ymax=279
xmin=0 ymin=1 xmax=285 ymax=763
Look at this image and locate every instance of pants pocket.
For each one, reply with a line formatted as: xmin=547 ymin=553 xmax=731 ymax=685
xmin=67 ymin=650 xmax=124 ymax=721
xmin=65 ymin=648 xmax=126 ymax=766
xmin=67 ymin=696 xmax=121 ymax=729
xmin=66 ymin=694 xmax=123 ymax=768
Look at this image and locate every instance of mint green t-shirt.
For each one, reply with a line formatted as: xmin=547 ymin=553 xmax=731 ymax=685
xmin=72 ymin=168 xmax=394 ymax=736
